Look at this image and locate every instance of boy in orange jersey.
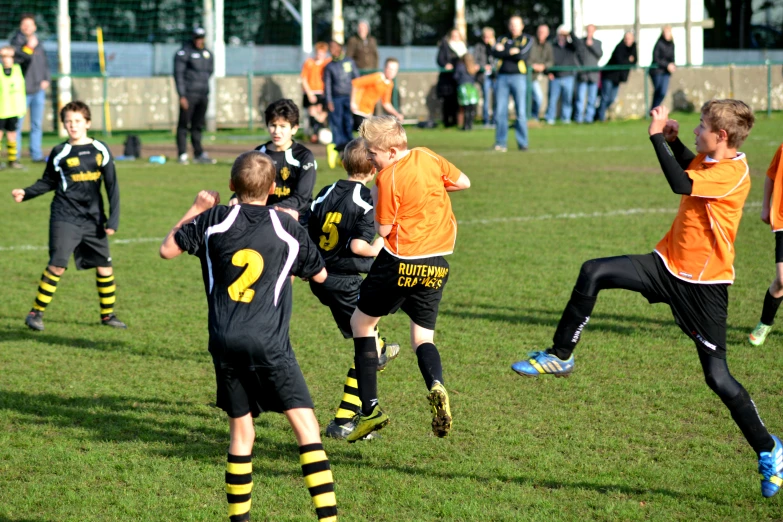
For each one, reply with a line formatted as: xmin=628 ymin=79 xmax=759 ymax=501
xmin=345 ymin=116 xmax=471 ymax=442
xmin=350 ymin=58 xmax=404 ymax=121
xmin=512 ymin=101 xmax=783 ymax=498
xmin=301 ymin=42 xmax=331 ymax=142
xmin=749 ymin=143 xmax=783 ymax=346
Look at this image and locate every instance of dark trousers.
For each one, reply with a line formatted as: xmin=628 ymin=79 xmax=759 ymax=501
xmin=650 ymin=72 xmax=670 ymax=110
xmin=329 ymin=96 xmax=353 ymax=148
xmin=177 ymin=95 xmax=208 ymax=156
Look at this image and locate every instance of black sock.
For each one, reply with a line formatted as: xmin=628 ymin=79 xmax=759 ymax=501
xmin=353 ymin=336 xmax=378 ymax=415
xmin=721 ymin=388 xmax=775 ymax=455
xmin=416 ymin=342 xmax=443 ymax=390
xmin=548 ymin=288 xmax=597 ymax=360
xmin=760 ymin=289 xmax=783 ymax=326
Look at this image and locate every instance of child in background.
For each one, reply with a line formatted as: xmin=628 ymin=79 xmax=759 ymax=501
xmin=0 ymin=45 xmax=27 ymax=169
xmin=454 ymin=53 xmax=480 ymax=130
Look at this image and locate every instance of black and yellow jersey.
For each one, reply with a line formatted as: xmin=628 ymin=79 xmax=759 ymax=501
xmin=22 ymin=139 xmax=120 ymax=230
xmin=493 ymin=33 xmax=534 ymax=75
xmin=175 ymin=204 xmax=325 ymax=368
xmin=255 ymin=141 xmax=317 ymax=224
xmin=308 ymin=179 xmax=376 ymax=275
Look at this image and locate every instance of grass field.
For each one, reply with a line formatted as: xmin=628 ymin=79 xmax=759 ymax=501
xmin=2 ymin=114 xmax=783 ymax=521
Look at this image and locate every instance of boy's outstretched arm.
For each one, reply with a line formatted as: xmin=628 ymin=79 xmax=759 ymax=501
xmin=160 ymin=191 xmax=220 ymax=259
xmin=11 ymin=156 xmax=59 ymax=202
xmin=446 ymin=172 xmax=471 ymax=192
xmin=648 ymin=106 xmax=693 ymax=196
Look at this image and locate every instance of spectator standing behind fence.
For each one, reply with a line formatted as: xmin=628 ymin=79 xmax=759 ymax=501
xmin=492 ymin=15 xmax=533 ymax=152
xmin=346 ymin=20 xmax=379 ymax=71
xmin=472 ymin=27 xmax=497 ymax=128
xmin=437 ymin=29 xmax=466 ymax=128
xmin=454 ymin=53 xmax=480 ymax=130
xmin=10 ymin=13 xmax=49 ymax=163
xmin=174 ymin=27 xmax=216 ymax=165
xmin=324 ymin=40 xmax=359 ymax=168
xmin=574 ymin=24 xmax=602 ymax=124
xmin=545 ymin=26 xmax=578 ymax=125
xmin=597 ymin=31 xmax=636 ymax=122
xmin=300 ymin=42 xmax=331 ymax=143
xmin=649 ymin=25 xmax=675 ymax=110
xmin=528 ymin=25 xmax=554 ymax=121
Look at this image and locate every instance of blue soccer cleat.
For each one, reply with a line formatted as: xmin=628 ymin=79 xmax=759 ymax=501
xmin=759 ymin=434 xmax=783 ymax=498
xmin=511 ymin=350 xmax=574 ymax=378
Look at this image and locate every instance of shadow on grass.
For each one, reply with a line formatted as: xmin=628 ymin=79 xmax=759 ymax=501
xmin=0 ymin=517 xmax=47 ymax=522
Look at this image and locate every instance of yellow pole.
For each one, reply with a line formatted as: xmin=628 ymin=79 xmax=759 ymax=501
xmin=96 ymin=27 xmax=112 ymax=135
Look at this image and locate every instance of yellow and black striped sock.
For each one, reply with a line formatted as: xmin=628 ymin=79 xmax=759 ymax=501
xmin=32 ymin=268 xmax=60 ymax=312
xmin=333 ymin=363 xmax=361 ymax=426
xmin=7 ymin=140 xmax=17 ymax=162
xmin=226 ymin=453 xmax=253 ymax=522
xmin=300 ymin=443 xmax=337 ymax=522
xmin=96 ymin=273 xmax=116 ymax=319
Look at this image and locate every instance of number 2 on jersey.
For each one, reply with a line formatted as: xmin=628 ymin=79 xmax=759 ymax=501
xmin=319 ymin=212 xmax=343 ymax=251
xmin=228 ymin=249 xmax=264 ymax=303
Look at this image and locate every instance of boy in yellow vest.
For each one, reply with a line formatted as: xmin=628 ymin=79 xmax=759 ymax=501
xmin=0 ymin=45 xmax=27 ymax=169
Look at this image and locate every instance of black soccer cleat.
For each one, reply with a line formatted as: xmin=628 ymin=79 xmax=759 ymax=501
xmin=25 ymin=310 xmax=44 ymax=331
xmin=101 ymin=314 xmax=127 ymax=329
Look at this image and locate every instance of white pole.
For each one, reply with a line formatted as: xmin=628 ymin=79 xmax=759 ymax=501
xmin=57 ymin=0 xmax=72 ymax=138
xmin=204 ymin=0 xmax=217 ymax=132
xmin=302 ymin=0 xmax=313 ymax=56
xmin=562 ymin=0 xmax=573 ymax=32
xmin=455 ymin=0 xmax=466 ymax=40
xmin=214 ymin=0 xmax=225 ymax=78
xmin=332 ymin=0 xmax=344 ymax=44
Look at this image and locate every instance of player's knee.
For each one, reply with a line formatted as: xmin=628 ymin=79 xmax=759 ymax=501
xmin=47 ymin=265 xmax=66 ymax=276
xmin=703 ymin=372 xmax=738 ymax=399
xmin=579 ymin=259 xmax=603 ymax=284
xmin=773 ymin=276 xmax=783 ymax=293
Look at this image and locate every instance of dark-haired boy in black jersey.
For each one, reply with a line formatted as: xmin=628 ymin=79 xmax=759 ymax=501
xmin=307 ymin=138 xmax=400 ymax=440
xmin=12 ymin=101 xmax=125 ymax=331
xmin=160 ymin=151 xmax=337 ymax=522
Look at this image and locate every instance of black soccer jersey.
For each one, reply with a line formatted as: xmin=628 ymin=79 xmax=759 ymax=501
xmin=22 ymin=140 xmax=120 ymax=230
xmin=254 ymin=141 xmax=317 ymax=222
xmin=175 ymin=204 xmax=325 ymax=368
xmin=308 ymin=179 xmax=376 ymax=275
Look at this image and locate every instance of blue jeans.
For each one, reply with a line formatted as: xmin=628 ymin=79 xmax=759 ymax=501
xmin=545 ymin=76 xmax=575 ymax=123
xmin=597 ymin=79 xmax=620 ymax=122
xmin=530 ymin=79 xmax=544 ymax=120
xmin=481 ymin=75 xmax=495 ymax=125
xmin=329 ymin=96 xmax=353 ymax=148
xmin=650 ymin=72 xmax=670 ymax=110
xmin=575 ymin=81 xmax=599 ymax=123
xmin=494 ymin=74 xmax=528 ymax=149
xmin=17 ymin=89 xmax=46 ymax=161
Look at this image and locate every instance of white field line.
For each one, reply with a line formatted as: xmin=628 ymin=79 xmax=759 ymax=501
xmin=0 ymin=201 xmax=764 ymax=252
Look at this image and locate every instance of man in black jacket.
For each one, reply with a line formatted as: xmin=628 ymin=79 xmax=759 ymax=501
xmin=574 ymin=24 xmax=602 ymax=123
xmin=597 ymin=31 xmax=637 ymax=121
xmin=649 ymin=25 xmax=675 ymax=110
xmin=492 ymin=15 xmax=533 ymax=152
xmin=174 ymin=27 xmax=215 ymax=165
xmin=545 ymin=25 xmax=578 ymax=125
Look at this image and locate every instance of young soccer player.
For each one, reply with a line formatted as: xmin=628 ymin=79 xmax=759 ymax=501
xmin=241 ymin=99 xmax=316 ymax=226
xmin=511 ymin=100 xmax=783 ymax=498
xmin=11 ymin=101 xmax=126 ymax=331
xmin=307 ymin=138 xmax=400 ymax=440
xmin=0 ymin=45 xmax=27 ymax=169
xmin=346 ymin=116 xmax=471 ymax=442
xmin=301 ymin=42 xmax=331 ymax=143
xmin=748 ymin=143 xmax=783 ymax=346
xmin=350 ymin=58 xmax=404 ymax=122
xmin=160 ymin=151 xmax=337 ymax=522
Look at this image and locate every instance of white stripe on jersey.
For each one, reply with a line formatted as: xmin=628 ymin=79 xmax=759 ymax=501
xmin=352 ymin=183 xmax=372 ymax=215
xmin=310 ymin=182 xmax=337 ymax=211
xmin=269 ymin=210 xmax=300 ymax=306
xmin=92 ymin=140 xmax=111 ymax=166
xmin=284 ymin=148 xmax=301 ymax=167
xmin=205 ymin=205 xmax=242 ymax=294
xmin=53 ymin=143 xmax=73 ymax=191
xmin=258 ymin=145 xmax=267 ymax=153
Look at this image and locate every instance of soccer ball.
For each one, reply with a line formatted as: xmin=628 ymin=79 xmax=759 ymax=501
xmin=317 ymin=128 xmax=333 ymax=145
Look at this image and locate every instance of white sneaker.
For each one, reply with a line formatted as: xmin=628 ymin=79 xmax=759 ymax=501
xmin=178 ymin=153 xmax=189 ymax=165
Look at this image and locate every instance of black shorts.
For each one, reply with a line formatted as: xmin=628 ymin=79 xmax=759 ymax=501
xmin=628 ymin=253 xmax=728 ymax=358
xmin=49 ymin=220 xmax=112 ymax=270
xmin=214 ymin=359 xmax=314 ymax=418
xmin=309 ymin=273 xmax=362 ymax=338
xmin=0 ymin=117 xmax=18 ymax=132
xmin=357 ymin=249 xmax=450 ymax=330
xmin=303 ymin=93 xmax=325 ymax=109
xmin=775 ymin=231 xmax=783 ymax=264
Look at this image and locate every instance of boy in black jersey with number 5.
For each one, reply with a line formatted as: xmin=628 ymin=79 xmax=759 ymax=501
xmin=160 ymin=151 xmax=337 ymax=522
xmin=308 ymin=138 xmax=400 ymax=440
xmin=11 ymin=101 xmax=125 ymax=331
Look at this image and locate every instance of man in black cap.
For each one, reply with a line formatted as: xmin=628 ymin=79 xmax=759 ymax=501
xmin=174 ymin=27 xmax=216 ymax=164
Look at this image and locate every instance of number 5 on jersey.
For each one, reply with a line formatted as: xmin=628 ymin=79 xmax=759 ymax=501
xmin=228 ymin=249 xmax=264 ymax=303
xmin=319 ymin=212 xmax=343 ymax=251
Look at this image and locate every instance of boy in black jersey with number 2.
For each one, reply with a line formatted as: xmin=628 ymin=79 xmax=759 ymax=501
xmin=12 ymin=101 xmax=125 ymax=331
xmin=160 ymin=151 xmax=337 ymax=522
